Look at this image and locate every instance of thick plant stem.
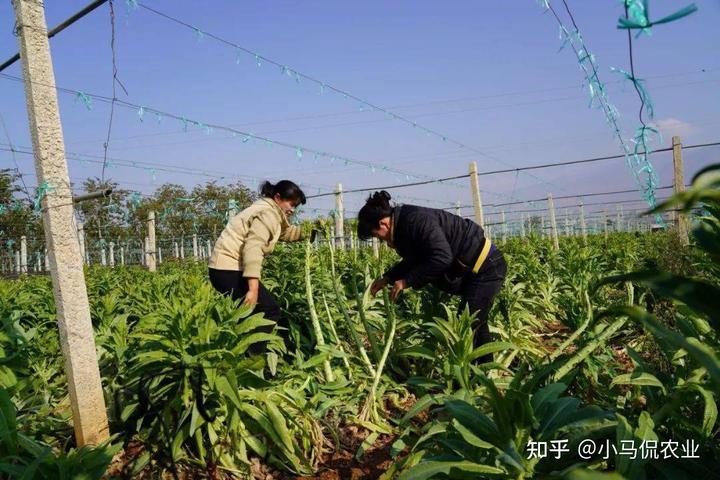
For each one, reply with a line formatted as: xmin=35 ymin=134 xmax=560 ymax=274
xmin=327 ymin=235 xmax=376 ymax=377
xmin=361 ymin=290 xmax=397 ymax=422
xmin=553 ymin=316 xmax=627 ymax=381
xmin=322 ymin=293 xmax=352 ymax=379
xmin=305 ymin=242 xmax=334 ymax=383
xmin=350 ymin=274 xmax=381 ymax=363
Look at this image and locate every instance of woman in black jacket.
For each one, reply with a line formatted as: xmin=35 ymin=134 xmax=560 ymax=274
xmin=357 ymin=191 xmax=507 ymax=363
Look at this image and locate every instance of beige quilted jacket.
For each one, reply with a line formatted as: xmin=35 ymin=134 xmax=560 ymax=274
xmin=208 ymin=198 xmax=303 ymax=278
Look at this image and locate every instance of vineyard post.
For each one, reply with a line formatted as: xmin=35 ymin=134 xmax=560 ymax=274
xmin=579 ymin=202 xmax=587 ymax=239
xmin=541 ymin=214 xmax=545 ymax=238
xmin=14 ymin=250 xmax=20 ymax=273
xmin=335 ymin=183 xmax=345 ymax=250
xmin=372 ymin=237 xmax=379 ymax=259
xmin=13 ymin=0 xmax=109 ymax=445
xmin=147 ymin=211 xmax=156 ymax=272
xmin=20 ymin=235 xmax=27 ymax=274
xmin=455 ymin=201 xmax=460 ymax=216
xmin=469 ymin=162 xmax=484 ymax=227
xmin=206 ymin=239 xmax=212 ymax=259
xmin=158 ymin=246 xmax=162 ymax=264
xmin=174 ymin=241 xmax=179 ymax=258
xmin=615 ymin=205 xmax=622 ymax=232
xmin=109 ymin=242 xmax=114 ymax=267
xmin=100 ymin=244 xmax=106 ymax=266
xmin=547 ymin=194 xmax=559 ymax=250
xmin=44 ymin=248 xmax=49 ymax=271
xmin=180 ymin=238 xmax=185 ymax=259
xmin=77 ymin=221 xmax=86 ymax=264
xmin=35 ymin=254 xmax=40 ymax=272
xmin=520 ymin=213 xmax=526 ymax=237
xmin=142 ymin=237 xmax=148 ymax=266
xmin=672 ymin=136 xmax=690 ymax=246
xmin=120 ymin=245 xmax=125 ymax=266
xmin=191 ymin=234 xmax=198 ymax=260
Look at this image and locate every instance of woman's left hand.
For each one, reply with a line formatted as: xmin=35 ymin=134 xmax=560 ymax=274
xmin=390 ymin=279 xmax=407 ymax=301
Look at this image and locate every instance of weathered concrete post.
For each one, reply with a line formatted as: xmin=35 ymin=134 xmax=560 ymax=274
xmin=147 ymin=211 xmax=156 ymax=272
xmin=579 ymin=202 xmax=587 ymax=239
xmin=672 ymin=136 xmax=690 ymax=246
xmin=158 ymin=246 xmax=162 ymax=264
xmin=13 ymin=0 xmax=108 ymax=445
xmin=20 ymin=235 xmax=27 ymax=274
xmin=174 ymin=241 xmax=179 ymax=258
xmin=119 ymin=245 xmax=125 ymax=266
xmin=548 ymin=194 xmax=559 ymax=251
xmin=192 ymin=234 xmax=198 ymax=260
xmin=469 ymin=161 xmax=485 ymax=227
xmin=335 ymin=183 xmax=345 ymax=250
xmin=77 ymin=221 xmax=86 ymax=264
xmin=109 ymin=242 xmax=115 ymax=267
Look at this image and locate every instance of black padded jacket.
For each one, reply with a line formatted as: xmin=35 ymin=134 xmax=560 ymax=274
xmin=383 ymin=204 xmax=487 ymax=290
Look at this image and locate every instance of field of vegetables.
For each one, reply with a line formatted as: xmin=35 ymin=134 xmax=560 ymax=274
xmin=0 ymin=170 xmax=718 ymax=479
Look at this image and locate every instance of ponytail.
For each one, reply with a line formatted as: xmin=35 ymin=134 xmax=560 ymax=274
xmin=259 ymin=180 xmax=307 ymax=205
xmin=357 ymin=190 xmax=393 ymax=240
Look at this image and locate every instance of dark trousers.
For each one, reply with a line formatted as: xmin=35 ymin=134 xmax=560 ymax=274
xmin=208 ymin=268 xmax=286 ymax=353
xmin=458 ymin=247 xmax=507 ymax=363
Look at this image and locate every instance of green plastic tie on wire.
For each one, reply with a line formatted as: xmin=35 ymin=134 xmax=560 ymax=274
xmin=0 ymin=205 xmax=5 ymax=214
xmin=137 ymin=106 xmax=145 ymax=122
xmin=194 ymin=28 xmax=204 ymax=42
xmin=128 ymin=192 xmax=141 ymax=209
xmin=125 ymin=0 xmax=138 ymax=13
xmin=155 ymin=112 xmax=163 ymax=124
xmin=255 ymin=54 xmax=261 ymax=67
xmin=180 ymin=117 xmax=189 ymax=132
xmin=33 ymin=182 xmax=55 ymax=213
xmin=6 ymin=239 xmax=15 ymax=250
xmin=610 ymin=67 xmax=654 ymax=118
xmin=75 ymin=91 xmax=93 ymax=110
xmin=296 ymin=148 xmax=303 ymax=159
xmin=618 ymin=1 xmax=698 ymax=37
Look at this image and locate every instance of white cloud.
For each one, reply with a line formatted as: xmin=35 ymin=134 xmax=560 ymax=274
xmin=655 ymin=118 xmax=698 ymax=138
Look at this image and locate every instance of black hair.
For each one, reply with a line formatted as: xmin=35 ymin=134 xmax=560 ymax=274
xmin=357 ymin=190 xmax=393 ymax=240
xmin=260 ymin=180 xmax=307 ymax=205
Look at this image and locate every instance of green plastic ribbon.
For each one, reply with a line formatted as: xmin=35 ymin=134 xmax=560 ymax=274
xmin=33 ymin=182 xmax=55 ymax=213
xmin=611 ymin=67 xmax=654 ymax=118
xmin=618 ymin=1 xmax=697 ymax=37
xmin=75 ymin=91 xmax=93 ymax=110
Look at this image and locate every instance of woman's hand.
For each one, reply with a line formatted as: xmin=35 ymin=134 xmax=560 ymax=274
xmin=390 ymin=279 xmax=408 ymax=302
xmin=369 ymin=277 xmax=389 ymax=297
xmin=245 ymin=278 xmax=259 ymax=306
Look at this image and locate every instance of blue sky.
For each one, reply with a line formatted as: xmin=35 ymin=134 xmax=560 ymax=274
xmin=1 ymin=0 xmax=718 ymax=224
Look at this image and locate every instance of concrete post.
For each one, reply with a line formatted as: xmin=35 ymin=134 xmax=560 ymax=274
xmin=100 ymin=244 xmax=106 ymax=266
xmin=520 ymin=213 xmax=526 ymax=237
xmin=44 ymin=248 xmax=49 ymax=271
xmin=672 ymin=136 xmax=690 ymax=246
xmin=180 ymin=238 xmax=185 ymax=259
xmin=14 ymin=250 xmax=20 ymax=273
xmin=174 ymin=241 xmax=179 ymax=258
xmin=109 ymin=242 xmax=115 ymax=267
xmin=469 ymin=161 xmax=484 ymax=227
xmin=158 ymin=246 xmax=162 ymax=264
xmin=147 ymin=211 xmax=156 ymax=272
xmin=20 ymin=235 xmax=27 ymax=274
xmin=77 ymin=221 xmax=86 ymax=265
xmin=206 ymin=239 xmax=212 ymax=260
xmin=455 ymin=201 xmax=461 ymax=216
xmin=501 ymin=211 xmax=507 ymax=242
xmin=372 ymin=237 xmax=379 ymax=259
xmin=192 ymin=234 xmax=198 ymax=260
xmin=548 ymin=194 xmax=559 ymax=251
xmin=335 ymin=183 xmax=345 ymax=250
xmin=616 ymin=205 xmax=623 ymax=233
xmin=579 ymin=202 xmax=587 ymax=239
xmin=13 ymin=0 xmax=108 ymax=445
xmin=120 ymin=245 xmax=125 ymax=266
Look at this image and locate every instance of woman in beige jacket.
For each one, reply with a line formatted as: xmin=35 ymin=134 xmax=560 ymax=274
xmin=208 ymin=180 xmax=307 ymax=351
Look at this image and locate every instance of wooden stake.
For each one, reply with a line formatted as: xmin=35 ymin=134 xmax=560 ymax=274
xmin=672 ymin=136 xmax=690 ymax=246
xmin=13 ymin=0 xmax=108 ymax=445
